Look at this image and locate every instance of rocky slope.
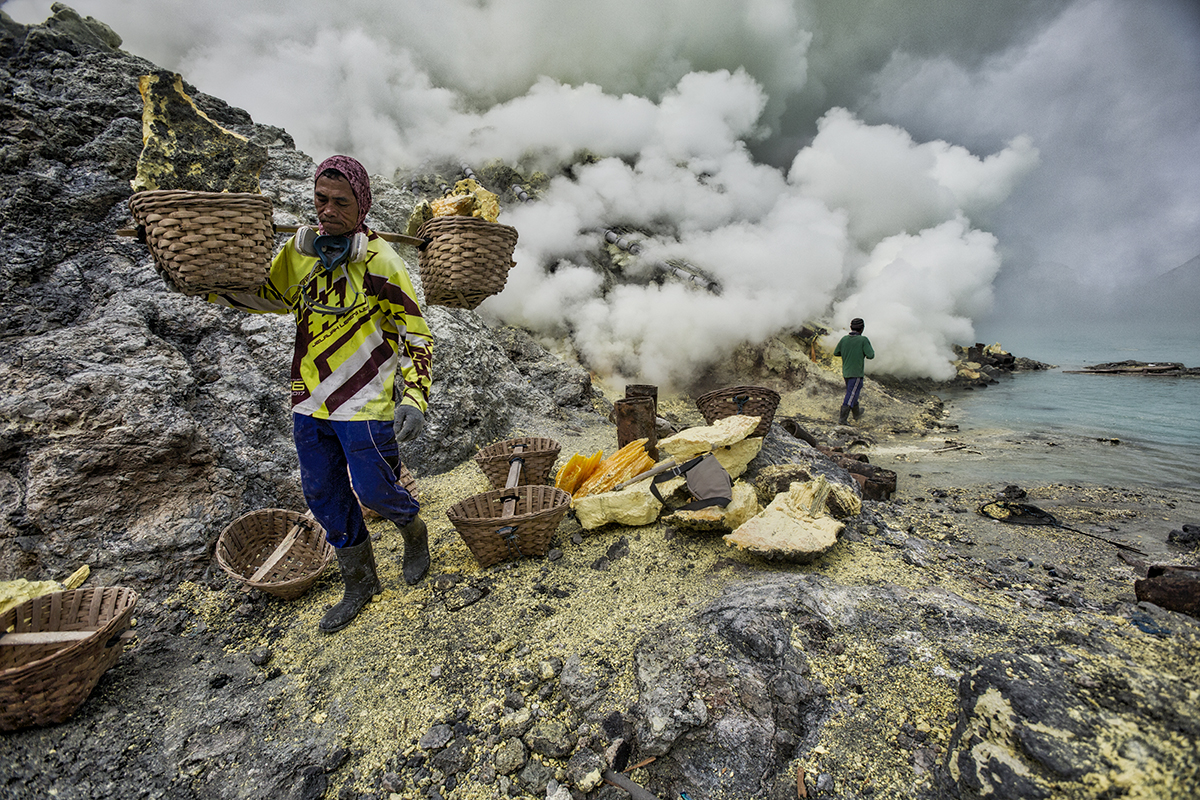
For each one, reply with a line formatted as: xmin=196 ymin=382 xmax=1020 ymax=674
xmin=2 ymin=8 xmax=1198 ymax=800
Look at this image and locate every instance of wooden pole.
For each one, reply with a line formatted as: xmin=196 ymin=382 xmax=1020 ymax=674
xmin=601 ymin=769 xmax=661 ymax=800
xmin=613 ymin=458 xmax=679 ymax=491
xmin=274 ymin=225 xmax=428 ymax=248
xmin=115 ymin=225 xmax=429 ymax=249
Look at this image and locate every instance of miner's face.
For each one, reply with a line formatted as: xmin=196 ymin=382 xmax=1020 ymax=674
xmin=314 ymin=173 xmax=359 ymax=236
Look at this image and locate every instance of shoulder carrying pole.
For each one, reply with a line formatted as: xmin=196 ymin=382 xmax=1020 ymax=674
xmin=115 ymin=224 xmax=429 ymax=249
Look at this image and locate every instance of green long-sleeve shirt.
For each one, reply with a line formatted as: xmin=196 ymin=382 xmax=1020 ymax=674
xmin=834 ymin=333 xmax=874 ymax=378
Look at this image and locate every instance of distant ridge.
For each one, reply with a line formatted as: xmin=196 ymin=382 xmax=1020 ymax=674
xmin=1111 ymin=252 xmax=1200 ymax=327
xmin=1147 ymin=252 xmax=1200 ymax=294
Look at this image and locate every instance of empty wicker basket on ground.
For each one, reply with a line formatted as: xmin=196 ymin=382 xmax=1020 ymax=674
xmin=215 ymin=509 xmax=333 ymax=600
xmin=447 ymin=485 xmax=572 ymax=569
xmin=0 ymin=587 xmax=138 ymax=731
xmin=417 ymin=215 xmax=518 ymax=309
xmin=474 ymin=437 xmax=561 ymax=490
xmin=696 ymin=385 xmax=781 ymax=438
xmin=128 ymin=189 xmax=275 ymax=296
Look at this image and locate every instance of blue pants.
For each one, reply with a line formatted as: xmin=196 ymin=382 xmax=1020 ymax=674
xmin=842 ymin=377 xmax=864 ymax=408
xmin=293 ymin=415 xmax=420 ymax=549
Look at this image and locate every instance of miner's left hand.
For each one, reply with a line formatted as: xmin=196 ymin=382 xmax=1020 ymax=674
xmin=394 ymin=405 xmax=426 ymax=443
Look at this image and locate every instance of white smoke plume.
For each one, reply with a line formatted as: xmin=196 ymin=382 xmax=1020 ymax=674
xmin=8 ymin=0 xmax=1197 ymax=381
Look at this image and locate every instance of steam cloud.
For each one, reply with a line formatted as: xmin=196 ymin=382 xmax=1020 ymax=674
xmin=8 ymin=0 xmax=1197 ymax=383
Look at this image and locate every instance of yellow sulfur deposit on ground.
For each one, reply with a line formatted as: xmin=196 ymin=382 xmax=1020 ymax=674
xmin=573 ymin=482 xmax=663 ymax=530
xmin=658 ymin=414 xmax=762 ymax=461
xmin=789 ymin=474 xmax=862 ymax=519
xmin=723 ymin=478 xmax=846 ymax=561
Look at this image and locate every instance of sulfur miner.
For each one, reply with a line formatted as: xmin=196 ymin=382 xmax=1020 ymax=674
xmin=165 ymin=156 xmax=435 ymax=634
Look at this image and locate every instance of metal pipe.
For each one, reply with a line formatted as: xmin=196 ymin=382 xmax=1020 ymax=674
xmin=602 ymin=229 xmax=720 ymax=293
xmin=512 ymin=184 xmax=531 ymax=203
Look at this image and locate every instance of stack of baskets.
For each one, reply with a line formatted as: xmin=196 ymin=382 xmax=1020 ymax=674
xmin=128 ymin=190 xmax=275 ymax=296
xmin=1 ymin=587 xmax=138 ymax=731
xmin=417 ymin=215 xmax=518 ymax=309
xmin=696 ymin=385 xmax=781 ymax=438
xmin=215 ymin=509 xmax=333 ymax=600
xmin=448 ymin=437 xmax=571 ymax=568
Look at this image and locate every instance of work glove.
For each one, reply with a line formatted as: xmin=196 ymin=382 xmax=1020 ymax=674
xmin=394 ymin=405 xmax=426 ymax=443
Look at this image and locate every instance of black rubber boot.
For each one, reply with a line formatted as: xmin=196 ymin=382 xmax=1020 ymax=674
xmin=851 ymin=402 xmax=863 ymax=420
xmin=838 ymin=405 xmax=851 ymax=424
xmin=319 ymin=539 xmax=381 ymax=634
xmin=398 ymin=515 xmax=430 ymax=585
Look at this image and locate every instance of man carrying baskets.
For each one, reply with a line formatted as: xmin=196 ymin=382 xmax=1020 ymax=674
xmin=180 ymin=155 xmax=434 ymax=633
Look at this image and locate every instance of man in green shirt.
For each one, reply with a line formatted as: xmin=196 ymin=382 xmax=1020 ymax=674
xmin=833 ymin=317 xmax=874 ymax=424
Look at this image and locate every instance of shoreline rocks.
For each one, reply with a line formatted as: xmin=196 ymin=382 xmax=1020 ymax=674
xmin=951 ymin=342 xmax=1054 ymax=386
xmin=1065 ymin=359 xmax=1200 ymax=377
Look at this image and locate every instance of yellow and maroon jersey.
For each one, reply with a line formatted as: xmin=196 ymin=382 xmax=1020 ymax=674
xmin=209 ymin=232 xmax=433 ymax=421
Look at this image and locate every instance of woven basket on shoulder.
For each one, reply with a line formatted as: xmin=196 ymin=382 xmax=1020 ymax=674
xmin=696 ymin=385 xmax=781 ymax=438
xmin=417 ymin=215 xmax=518 ymax=309
xmin=0 ymin=587 xmax=138 ymax=731
xmin=129 ymin=190 xmax=275 ymax=295
xmin=474 ymin=437 xmax=561 ymax=491
xmin=215 ymin=509 xmax=332 ymax=600
xmin=447 ymin=485 xmax=572 ymax=569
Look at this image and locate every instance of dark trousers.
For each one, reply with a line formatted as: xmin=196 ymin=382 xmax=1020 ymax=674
xmin=293 ymin=414 xmax=420 ymax=548
xmin=842 ymin=377 xmax=864 ymax=408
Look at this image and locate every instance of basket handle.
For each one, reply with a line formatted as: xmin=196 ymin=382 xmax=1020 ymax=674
xmin=0 ymin=629 xmax=135 ymax=647
xmin=249 ymin=511 xmax=315 ymax=582
xmin=503 ymin=445 xmax=526 ymax=492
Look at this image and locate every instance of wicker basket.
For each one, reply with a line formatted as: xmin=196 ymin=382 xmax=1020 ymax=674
xmin=474 ymin=437 xmax=561 ymax=491
xmin=215 ymin=509 xmax=333 ymax=600
xmin=398 ymin=463 xmax=420 ymax=499
xmin=447 ymin=485 xmax=572 ymax=568
xmin=696 ymin=385 xmax=781 ymax=438
xmin=0 ymin=587 xmax=138 ymax=731
xmin=417 ymin=215 xmax=518 ymax=309
xmin=128 ymin=190 xmax=275 ymax=295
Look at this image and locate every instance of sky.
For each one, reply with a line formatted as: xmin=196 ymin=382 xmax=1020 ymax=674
xmin=7 ymin=0 xmax=1199 ymax=382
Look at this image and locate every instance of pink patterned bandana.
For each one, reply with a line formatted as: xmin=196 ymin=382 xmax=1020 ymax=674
xmin=315 ymin=155 xmax=372 ymax=234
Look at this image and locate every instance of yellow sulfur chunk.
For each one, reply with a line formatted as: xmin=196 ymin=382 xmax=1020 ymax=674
xmin=430 ymin=193 xmax=476 ymax=217
xmin=574 ymin=439 xmax=656 ymax=498
xmin=455 ymin=179 xmax=500 ymax=222
xmin=405 ymin=200 xmax=433 ymax=237
xmin=427 ymin=179 xmax=501 ymax=223
xmin=555 ymin=450 xmax=603 ymax=496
